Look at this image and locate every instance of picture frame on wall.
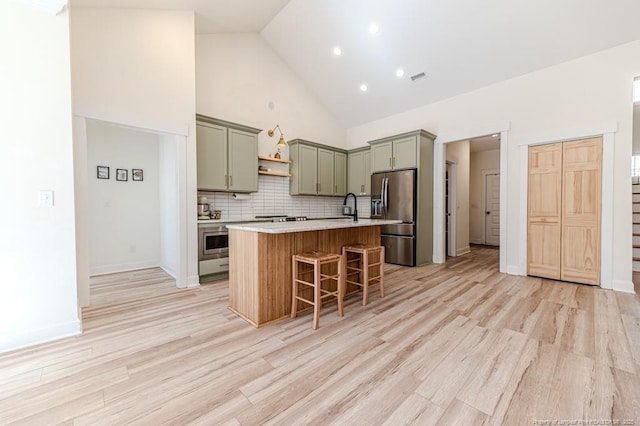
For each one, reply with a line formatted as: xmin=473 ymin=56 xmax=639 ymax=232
xmin=116 ymin=168 xmax=128 ymax=182
xmin=132 ymin=169 xmax=143 ymax=181
xmin=97 ymin=166 xmax=109 ymax=179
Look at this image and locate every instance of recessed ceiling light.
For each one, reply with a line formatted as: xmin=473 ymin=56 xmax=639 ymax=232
xmin=360 ymin=84 xmax=368 ymax=92
xmin=492 ymin=134 xmax=499 ymax=137
xmin=333 ymin=46 xmax=342 ymax=56
xmin=369 ymin=23 xmax=379 ymax=35
xmin=395 ymin=68 xmax=405 ymax=78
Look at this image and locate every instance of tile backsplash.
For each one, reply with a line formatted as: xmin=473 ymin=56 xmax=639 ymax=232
xmin=198 ymin=175 xmax=371 ymax=220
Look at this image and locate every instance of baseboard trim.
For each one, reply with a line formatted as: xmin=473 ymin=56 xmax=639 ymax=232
xmin=187 ymin=274 xmax=200 ymax=288
xmin=90 ymin=260 xmax=160 ymax=276
xmin=469 ymin=239 xmax=483 ymax=245
xmin=456 ymin=246 xmax=471 ymax=256
xmin=612 ymin=279 xmax=635 ymax=294
xmin=160 ymin=265 xmax=177 ymax=279
xmin=0 ymin=319 xmax=82 ymax=354
xmin=507 ymin=265 xmax=523 ymax=276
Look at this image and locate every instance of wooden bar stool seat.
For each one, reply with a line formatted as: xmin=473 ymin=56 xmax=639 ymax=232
xmin=342 ymin=244 xmax=385 ymax=305
xmin=291 ymin=251 xmax=344 ymax=330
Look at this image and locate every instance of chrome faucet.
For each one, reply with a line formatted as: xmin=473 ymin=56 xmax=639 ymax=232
xmin=343 ymin=192 xmax=358 ymax=222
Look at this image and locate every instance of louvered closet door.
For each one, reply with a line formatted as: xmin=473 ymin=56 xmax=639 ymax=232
xmin=561 ymin=137 xmax=602 ymax=285
xmin=528 ymin=143 xmax=563 ymax=279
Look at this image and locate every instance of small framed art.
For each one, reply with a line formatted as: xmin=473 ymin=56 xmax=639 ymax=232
xmin=132 ymin=169 xmax=143 ymax=181
xmin=97 ymin=166 xmax=109 ymax=179
xmin=116 ymin=168 xmax=128 ymax=181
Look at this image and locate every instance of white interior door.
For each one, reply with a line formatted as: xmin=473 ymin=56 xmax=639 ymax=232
xmin=484 ymin=173 xmax=500 ymax=246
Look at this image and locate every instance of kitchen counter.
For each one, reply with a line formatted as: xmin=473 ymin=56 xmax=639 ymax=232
xmin=227 ymin=219 xmax=398 ymax=327
xmin=226 ymin=218 xmax=400 ymax=234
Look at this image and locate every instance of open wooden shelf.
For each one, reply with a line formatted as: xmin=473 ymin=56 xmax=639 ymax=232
xmin=258 ymin=170 xmax=292 ymax=177
xmin=258 ymin=156 xmax=291 ymax=164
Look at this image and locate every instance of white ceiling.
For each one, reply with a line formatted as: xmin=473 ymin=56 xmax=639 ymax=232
xmin=71 ymin=0 xmax=640 ymax=128
xmin=69 ymin=0 xmax=291 ymax=33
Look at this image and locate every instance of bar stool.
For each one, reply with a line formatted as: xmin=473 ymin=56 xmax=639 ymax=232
xmin=291 ymin=251 xmax=344 ymax=330
xmin=342 ymin=245 xmax=385 ymax=305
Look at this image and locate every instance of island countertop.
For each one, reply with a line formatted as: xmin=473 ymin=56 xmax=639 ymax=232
xmin=225 ymin=218 xmax=401 ymax=234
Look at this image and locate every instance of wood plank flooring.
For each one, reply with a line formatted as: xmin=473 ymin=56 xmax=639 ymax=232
xmin=1 ymin=247 xmax=639 ymax=425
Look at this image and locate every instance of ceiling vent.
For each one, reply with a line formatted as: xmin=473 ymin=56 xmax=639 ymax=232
xmin=410 ymin=72 xmax=427 ymax=82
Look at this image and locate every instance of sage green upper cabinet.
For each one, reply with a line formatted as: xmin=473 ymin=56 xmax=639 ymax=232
xmin=298 ymin=144 xmax=318 ymax=195
xmin=369 ymin=135 xmax=418 ymax=173
xmin=196 ymin=122 xmax=227 ymax=191
xmin=317 ymin=148 xmax=334 ymax=196
xmin=289 ymin=139 xmax=347 ymax=196
xmin=334 ymin=152 xmax=347 ymax=196
xmin=371 ymin=141 xmax=393 ymax=172
xmin=228 ymin=128 xmax=258 ymax=192
xmin=196 ymin=114 xmax=260 ymax=192
xmin=393 ymin=135 xmax=418 ymax=169
xmin=348 ymin=148 xmax=371 ymax=195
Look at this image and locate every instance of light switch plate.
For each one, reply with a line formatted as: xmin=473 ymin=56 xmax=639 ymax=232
xmin=38 ymin=190 xmax=54 ymax=207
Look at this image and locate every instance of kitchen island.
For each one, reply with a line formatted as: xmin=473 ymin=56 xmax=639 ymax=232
xmin=226 ymin=218 xmax=401 ymax=327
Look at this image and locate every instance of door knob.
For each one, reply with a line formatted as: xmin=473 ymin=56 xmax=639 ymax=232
xmin=486 ymin=211 xmax=490 ymax=215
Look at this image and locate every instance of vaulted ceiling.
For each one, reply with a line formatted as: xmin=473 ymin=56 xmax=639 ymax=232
xmin=70 ymin=0 xmax=640 ymax=128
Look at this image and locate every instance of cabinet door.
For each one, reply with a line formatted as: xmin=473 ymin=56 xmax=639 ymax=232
xmin=527 ymin=143 xmax=562 ymax=279
xmin=298 ymin=144 xmax=318 ymax=195
xmin=561 ymin=137 xmax=601 ymax=285
xmin=196 ymin=123 xmax=228 ymax=190
xmin=317 ymin=148 xmax=335 ymax=196
xmin=334 ymin=152 xmax=347 ymax=196
xmin=228 ymin=129 xmax=258 ymax=192
xmin=348 ymin=151 xmax=364 ymax=195
xmin=393 ymin=135 xmax=417 ymax=169
xmin=371 ymin=141 xmax=393 ymax=172
xmin=363 ymin=150 xmax=371 ymax=195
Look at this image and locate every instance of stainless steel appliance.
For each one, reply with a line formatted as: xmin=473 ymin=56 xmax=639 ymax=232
xmin=255 ymin=215 xmax=308 ymax=222
xmin=197 ymin=196 xmax=210 ymax=219
xmin=199 ymin=225 xmax=228 ymax=260
xmin=371 ymin=169 xmax=417 ymax=266
xmin=198 ymin=225 xmax=229 ymax=278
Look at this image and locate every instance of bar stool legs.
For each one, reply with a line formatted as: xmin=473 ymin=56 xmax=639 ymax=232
xmin=291 ymin=251 xmax=343 ymax=330
xmin=342 ymin=245 xmax=385 ymax=306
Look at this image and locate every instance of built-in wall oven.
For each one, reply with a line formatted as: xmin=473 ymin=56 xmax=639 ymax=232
xmin=198 ymin=225 xmax=229 ymax=278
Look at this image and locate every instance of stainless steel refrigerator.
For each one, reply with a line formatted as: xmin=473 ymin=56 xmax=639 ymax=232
xmin=370 ymin=169 xmax=417 ymax=266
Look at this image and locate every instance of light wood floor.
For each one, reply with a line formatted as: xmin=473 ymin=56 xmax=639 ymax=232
xmin=2 ymin=247 xmax=640 ymax=425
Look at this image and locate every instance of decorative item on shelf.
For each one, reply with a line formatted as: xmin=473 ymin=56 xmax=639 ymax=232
xmin=267 ymin=124 xmax=287 ymax=159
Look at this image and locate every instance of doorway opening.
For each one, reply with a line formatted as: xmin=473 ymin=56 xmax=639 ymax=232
xmin=437 ymin=132 xmax=504 ymax=269
xmin=74 ymin=116 xmax=189 ymax=311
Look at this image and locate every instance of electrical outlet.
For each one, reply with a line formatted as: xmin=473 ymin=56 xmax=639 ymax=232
xmin=38 ymin=190 xmax=54 ymax=207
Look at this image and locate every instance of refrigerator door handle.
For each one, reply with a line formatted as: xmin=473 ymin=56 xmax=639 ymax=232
xmin=383 ymin=177 xmax=389 ymax=215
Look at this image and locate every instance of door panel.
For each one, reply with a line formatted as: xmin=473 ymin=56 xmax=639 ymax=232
xmin=334 ymin=152 xmax=347 ymax=196
xmin=560 ymin=137 xmax=602 ymax=284
xmin=527 ymin=221 xmax=561 ymax=279
xmin=363 ymin=150 xmax=372 ymax=195
xmin=299 ymin=145 xmax=318 ymax=195
xmin=196 ymin=123 xmax=227 ymax=191
xmin=371 ymin=142 xmax=393 ymax=172
xmin=386 ymin=169 xmax=416 ymax=223
xmin=527 ymin=143 xmax=562 ymax=279
xmin=348 ymin=151 xmax=363 ymax=195
xmin=484 ymin=173 xmax=500 ymax=246
xmin=393 ymin=135 xmax=417 ymax=169
xmin=228 ymin=129 xmax=258 ymax=192
xmin=317 ymin=148 xmax=335 ymax=196
xmin=381 ymin=235 xmax=415 ymax=266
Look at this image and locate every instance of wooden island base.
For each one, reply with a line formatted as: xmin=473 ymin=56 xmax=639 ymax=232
xmin=229 ymin=225 xmax=381 ymax=327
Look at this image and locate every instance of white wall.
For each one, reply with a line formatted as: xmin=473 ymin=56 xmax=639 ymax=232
xmin=446 ymin=141 xmax=470 ymax=255
xmin=196 ymin=34 xmax=348 ymax=163
xmin=634 ymin=104 xmax=640 ymax=154
xmin=87 ymin=121 xmax=160 ymax=275
xmin=71 ymin=7 xmax=199 ymax=288
xmin=0 ymin=3 xmax=80 ymax=352
xmin=159 ymin=134 xmax=179 ymax=278
xmin=470 ymin=149 xmax=501 ymax=243
xmin=347 ymin=40 xmax=640 ymax=292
